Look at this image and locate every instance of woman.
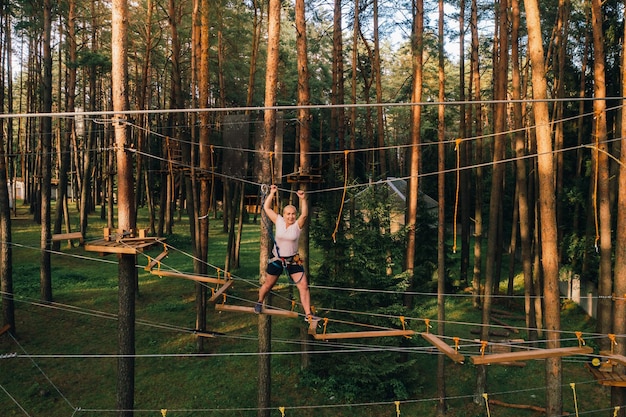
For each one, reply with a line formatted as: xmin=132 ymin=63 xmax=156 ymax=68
xmin=255 ymin=184 xmax=316 ymax=322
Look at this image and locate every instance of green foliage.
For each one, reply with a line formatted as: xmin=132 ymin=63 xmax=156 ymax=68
xmin=307 ymin=183 xmax=424 ymax=402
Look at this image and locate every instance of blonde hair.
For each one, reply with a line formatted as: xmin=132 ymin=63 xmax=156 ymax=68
xmin=282 ymin=204 xmax=297 ymax=215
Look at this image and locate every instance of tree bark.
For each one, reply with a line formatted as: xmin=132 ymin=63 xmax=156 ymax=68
xmin=295 ymin=0 xmax=311 ymax=370
xmin=524 ymin=0 xmax=562 ymax=413
xmin=591 ymin=0 xmax=612 ymax=350
xmin=611 ymin=7 xmax=626 ymax=410
xmin=112 ymin=1 xmax=137 ymax=415
xmin=258 ymin=0 xmax=281 ymax=415
xmin=40 ymin=0 xmax=53 ymax=302
xmin=0 ymin=0 xmax=14 ymax=334
xmin=405 ymin=0 xmax=423 ymax=309
xmin=511 ymin=0 xmax=536 ymax=341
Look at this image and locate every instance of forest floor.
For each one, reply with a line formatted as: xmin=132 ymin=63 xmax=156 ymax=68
xmin=0 ymin=203 xmax=612 ymax=417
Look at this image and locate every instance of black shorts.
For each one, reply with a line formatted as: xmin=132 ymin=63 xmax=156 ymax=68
xmin=266 ymin=260 xmax=304 ymax=276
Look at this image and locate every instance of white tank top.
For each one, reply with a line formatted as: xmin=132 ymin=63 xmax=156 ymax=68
xmin=272 ymin=215 xmax=301 ymax=258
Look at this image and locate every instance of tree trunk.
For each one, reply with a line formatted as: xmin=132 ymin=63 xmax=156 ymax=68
xmin=611 ymin=10 xmax=626 ymax=410
xmin=112 ymin=1 xmax=137 ymax=416
xmin=590 ymin=0 xmax=612 ymax=350
xmin=511 ymin=0 xmax=536 ymax=340
xmin=196 ymin=0 xmax=211 ymax=352
xmin=524 ymin=0 xmax=562 ymax=413
xmin=0 ymin=1 xmax=14 ymax=334
xmin=373 ymin=0 xmax=386 ymax=177
xmin=436 ymin=0 xmax=446 ymax=413
xmin=470 ymin=0 xmax=484 ymax=310
xmin=331 ymin=0 xmax=345 ymax=152
xmin=295 ymin=0 xmax=311 ymax=369
xmin=258 ymin=0 xmax=281 ymax=415
xmin=40 ymin=0 xmax=53 ymax=302
xmin=54 ymin=0 xmax=78 ymax=250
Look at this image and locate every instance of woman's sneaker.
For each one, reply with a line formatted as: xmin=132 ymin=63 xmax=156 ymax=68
xmin=254 ymin=302 xmax=262 ymax=314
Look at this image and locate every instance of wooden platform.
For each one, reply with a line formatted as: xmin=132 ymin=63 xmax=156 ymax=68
xmin=586 ymin=363 xmax=626 ymax=387
xmin=470 ymin=346 xmax=593 ymax=365
xmin=150 ymin=269 xmax=228 ymax=285
xmin=215 ymin=304 xmax=298 ymax=318
xmin=422 ymin=333 xmax=465 ymax=363
xmin=85 ymin=237 xmax=162 ymax=255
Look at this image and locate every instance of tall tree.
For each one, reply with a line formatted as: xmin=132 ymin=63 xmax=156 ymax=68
xmin=53 ymin=0 xmax=78 ymax=249
xmin=611 ymin=7 xmax=626 ymax=411
xmin=196 ymin=0 xmax=211 ymax=352
xmin=0 ymin=0 xmax=14 ymax=335
xmin=591 ymin=0 xmax=612 ymax=349
xmin=435 ymin=0 xmax=446 ymax=413
xmin=373 ymin=0 xmax=386 ymax=178
xmin=470 ymin=0 xmax=484 ymax=310
xmin=511 ymin=0 xmax=536 ymax=340
xmin=331 ymin=0 xmax=345 ymax=152
xmin=524 ymin=0 xmax=562 ymax=413
xmin=405 ymin=0 xmax=423 ymax=308
xmin=476 ymin=0 xmax=509 ymax=401
xmin=112 ymin=0 xmax=137 ymax=415
xmin=40 ymin=0 xmax=53 ymax=302
xmin=258 ymin=0 xmax=281 ymax=415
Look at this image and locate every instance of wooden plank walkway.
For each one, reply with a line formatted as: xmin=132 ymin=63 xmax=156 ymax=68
xmin=470 ymin=346 xmax=593 ymax=365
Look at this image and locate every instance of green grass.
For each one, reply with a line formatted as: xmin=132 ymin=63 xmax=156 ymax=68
xmin=0 ymin=203 xmax=611 ymax=417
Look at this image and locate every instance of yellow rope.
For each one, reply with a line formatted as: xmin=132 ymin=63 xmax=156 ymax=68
xmin=483 ymin=393 xmax=491 ymax=417
xmin=395 ymin=400 xmax=401 ymax=416
xmin=570 ymin=383 xmax=579 ymax=417
xmin=614 ymin=406 xmax=621 ymax=417
xmin=332 ymin=150 xmax=350 ymax=243
xmin=279 ymin=406 xmax=286 ymax=417
xmin=453 ymin=138 xmax=462 ymax=253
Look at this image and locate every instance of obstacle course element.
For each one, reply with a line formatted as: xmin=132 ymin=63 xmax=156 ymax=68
xmin=84 ymin=228 xmax=163 ymax=255
xmin=586 ymin=334 xmax=626 ymax=387
xmin=309 ymin=316 xmax=415 ymax=340
xmin=51 ymin=231 xmax=84 ymax=245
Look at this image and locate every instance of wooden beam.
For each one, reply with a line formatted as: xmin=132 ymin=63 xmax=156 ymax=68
xmin=51 ymin=231 xmax=84 ymax=243
xmin=144 ymin=250 xmax=169 ymax=271
xmin=209 ymin=280 xmax=234 ymax=303
xmin=470 ymin=346 xmax=593 ymax=365
xmin=600 ymin=351 xmax=626 ymax=367
xmin=150 ymin=269 xmax=228 ymax=285
xmin=421 ymin=333 xmax=465 ymax=363
xmin=312 ymin=329 xmax=415 ymax=340
xmin=215 ymin=304 xmax=298 ymax=318
xmin=0 ymin=324 xmax=10 ymax=336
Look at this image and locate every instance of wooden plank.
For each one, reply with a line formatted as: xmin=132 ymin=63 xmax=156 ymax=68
xmin=150 ymin=269 xmax=227 ymax=285
xmin=421 ymin=333 xmax=465 ymax=363
xmin=84 ymin=239 xmax=138 ymax=255
xmin=470 ymin=346 xmax=593 ymax=365
xmin=312 ymin=329 xmax=415 ymax=340
xmin=215 ymin=304 xmax=298 ymax=318
xmin=586 ymin=363 xmax=626 ymax=387
xmin=0 ymin=324 xmax=10 ymax=336
xmin=209 ymin=280 xmax=234 ymax=303
xmin=51 ymin=232 xmax=84 ymax=243
xmin=144 ymin=250 xmax=169 ymax=271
